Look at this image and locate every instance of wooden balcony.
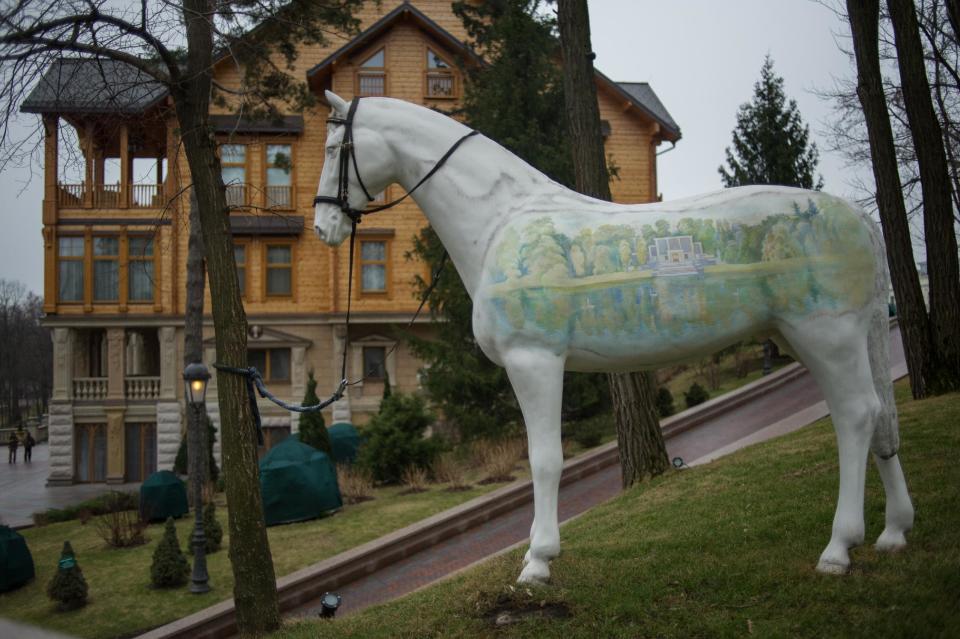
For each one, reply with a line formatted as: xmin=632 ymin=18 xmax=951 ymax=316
xmin=57 ymin=183 xmax=164 ymax=210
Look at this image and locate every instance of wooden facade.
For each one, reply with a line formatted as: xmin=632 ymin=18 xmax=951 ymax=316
xmin=28 ymin=0 xmax=679 ymax=484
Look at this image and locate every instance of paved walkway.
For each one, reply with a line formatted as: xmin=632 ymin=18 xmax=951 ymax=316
xmin=289 ymin=328 xmax=906 ymax=620
xmin=0 ymin=443 xmax=141 ymax=528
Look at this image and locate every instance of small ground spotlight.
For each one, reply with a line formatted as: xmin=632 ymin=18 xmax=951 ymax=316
xmin=319 ymin=592 xmax=341 ymax=618
xmin=672 ymin=456 xmax=686 ymax=469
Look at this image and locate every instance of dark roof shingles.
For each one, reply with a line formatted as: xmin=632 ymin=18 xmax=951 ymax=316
xmin=20 ymin=58 xmax=168 ymax=115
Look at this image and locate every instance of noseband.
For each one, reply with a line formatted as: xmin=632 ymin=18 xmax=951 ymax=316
xmin=313 ymin=95 xmax=479 ymax=224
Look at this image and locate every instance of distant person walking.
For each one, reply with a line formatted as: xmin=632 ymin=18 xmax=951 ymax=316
xmin=7 ymin=432 xmax=18 ymax=464
xmin=23 ymin=432 xmax=35 ymax=463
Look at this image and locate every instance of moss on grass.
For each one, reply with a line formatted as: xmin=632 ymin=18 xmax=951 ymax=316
xmin=277 ymin=381 xmax=960 ymax=639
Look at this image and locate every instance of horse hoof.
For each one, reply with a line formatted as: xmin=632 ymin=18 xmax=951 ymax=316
xmin=816 ymin=543 xmax=851 ymax=575
xmin=517 ymin=559 xmax=550 ymax=584
xmin=875 ymin=528 xmax=907 ymax=552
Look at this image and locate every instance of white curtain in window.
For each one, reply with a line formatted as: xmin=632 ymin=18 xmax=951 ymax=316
xmin=128 ymin=261 xmax=154 ymax=302
xmin=59 ymin=262 xmax=83 ymax=301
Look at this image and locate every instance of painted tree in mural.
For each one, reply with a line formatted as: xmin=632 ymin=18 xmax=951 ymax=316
xmin=0 ymin=1 xmax=362 ymax=633
xmin=720 ymin=55 xmax=824 ymax=190
xmin=407 ymin=0 xmax=610 ymax=438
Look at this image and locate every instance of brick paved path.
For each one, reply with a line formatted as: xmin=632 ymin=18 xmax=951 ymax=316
xmin=290 ymin=329 xmax=905 ymax=620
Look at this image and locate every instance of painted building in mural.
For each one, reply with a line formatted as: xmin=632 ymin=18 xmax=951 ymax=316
xmin=22 ymin=0 xmax=680 ymax=484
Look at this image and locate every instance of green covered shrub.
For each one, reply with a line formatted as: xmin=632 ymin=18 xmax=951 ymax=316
xmin=150 ymin=518 xmax=189 ymax=588
xmin=357 ymin=392 xmax=441 ymax=484
xmin=298 ymin=371 xmax=331 ymax=455
xmin=46 ymin=541 xmax=88 ymax=611
xmin=684 ymin=382 xmax=710 ymax=408
xmin=173 ymin=414 xmax=219 ymax=483
xmin=203 ymin=502 xmax=223 ymax=554
xmin=656 ymin=387 xmax=675 ymax=417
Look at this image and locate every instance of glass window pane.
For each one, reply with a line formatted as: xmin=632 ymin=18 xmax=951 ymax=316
xmin=363 ymin=347 xmax=386 ymax=379
xmin=234 ymin=244 xmax=246 ymax=263
xmin=362 ymin=264 xmax=386 ymax=291
xmin=361 ymin=241 xmax=385 ymax=261
xmin=248 ymin=350 xmax=267 ymax=373
xmin=236 ymin=267 xmax=245 ymax=294
xmin=93 ymin=426 xmax=107 ymax=482
xmin=94 ymin=260 xmax=119 ymax=301
xmin=427 ymin=49 xmax=449 ymax=69
xmin=221 ymin=144 xmax=246 ymax=164
xmin=222 ymin=166 xmax=245 ymax=185
xmin=125 ymin=423 xmax=141 ymax=482
xmin=129 ymin=237 xmax=153 ymax=257
xmin=128 ymin=261 xmax=154 ymax=302
xmin=358 ymin=75 xmax=385 ymax=96
xmin=93 ymin=237 xmax=118 ymax=257
xmin=267 ymin=246 xmax=291 ymax=264
xmin=144 ymin=424 xmax=157 ymax=477
xmin=362 ymin=49 xmax=384 ymax=67
xmin=266 ymin=167 xmax=291 ymax=187
xmin=270 ymin=350 xmax=290 ymax=381
xmin=76 ymin=427 xmax=90 ymax=482
xmin=59 ymin=261 xmax=83 ymax=301
xmin=266 ymin=268 xmax=291 ymax=295
xmin=59 ymin=237 xmax=84 ymax=257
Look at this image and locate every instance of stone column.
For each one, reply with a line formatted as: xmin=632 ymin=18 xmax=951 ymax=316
xmin=105 ymin=407 xmax=126 ymax=484
xmin=156 ymin=401 xmax=182 ymax=471
xmin=158 ymin=326 xmax=178 ymax=400
xmin=46 ymin=402 xmax=74 ymax=485
xmin=331 ymin=325 xmax=351 ymax=423
xmin=51 ymin=328 xmax=75 ymax=402
xmin=106 ymin=328 xmax=125 ymax=401
xmin=290 ymin=346 xmax=307 ymax=433
xmin=105 ymin=328 xmax=126 ymax=483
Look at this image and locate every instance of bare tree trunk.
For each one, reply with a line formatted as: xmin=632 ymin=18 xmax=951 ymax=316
xmin=184 ymin=191 xmax=206 ymax=368
xmin=556 ymin=0 xmax=669 ymax=487
xmin=889 ymin=0 xmax=960 ymax=393
xmin=176 ymin=0 xmax=280 ymax=632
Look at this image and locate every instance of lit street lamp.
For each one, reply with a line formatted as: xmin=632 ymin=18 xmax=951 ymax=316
xmin=183 ymin=361 xmax=211 ymax=594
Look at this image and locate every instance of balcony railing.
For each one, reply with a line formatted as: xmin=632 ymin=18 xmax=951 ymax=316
xmin=358 ymin=72 xmax=386 ymax=96
xmin=58 ymin=184 xmax=84 ymax=207
xmin=73 ymin=377 xmax=108 ymax=400
xmin=131 ymin=184 xmax=163 ymax=208
xmin=56 ymin=183 xmax=164 ymax=209
xmin=125 ymin=376 xmax=161 ymax=400
xmin=225 ymin=183 xmax=247 ymax=208
xmin=426 ymin=73 xmax=455 ymax=98
xmin=93 ymin=183 xmax=122 ymax=207
xmin=265 ymin=185 xmax=292 ymax=209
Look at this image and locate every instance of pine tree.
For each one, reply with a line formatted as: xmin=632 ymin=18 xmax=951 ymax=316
xmin=203 ymin=502 xmax=223 ymax=554
xmin=720 ymin=56 xmax=823 ymax=189
xmin=173 ymin=414 xmax=219 ymax=483
xmin=46 ymin=541 xmax=88 ymax=611
xmin=298 ymin=371 xmax=331 ymax=455
xmin=150 ymin=518 xmax=189 ymax=588
xmin=407 ymin=0 xmax=608 ymax=441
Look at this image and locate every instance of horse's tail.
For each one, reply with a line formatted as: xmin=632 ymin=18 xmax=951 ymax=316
xmin=862 ymin=205 xmax=899 ymax=459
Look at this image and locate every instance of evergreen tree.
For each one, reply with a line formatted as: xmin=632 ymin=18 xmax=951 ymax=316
xmin=719 ymin=56 xmax=823 ymax=189
xmin=173 ymin=414 xmax=219 ymax=483
xmin=203 ymin=502 xmax=223 ymax=554
xmin=150 ymin=518 xmax=189 ymax=588
xmin=407 ymin=0 xmax=608 ymax=440
xmin=46 ymin=541 xmax=88 ymax=611
xmin=298 ymin=372 xmax=331 ymax=455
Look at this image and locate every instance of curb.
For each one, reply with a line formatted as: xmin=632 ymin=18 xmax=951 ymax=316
xmin=135 ymin=359 xmax=808 ymax=639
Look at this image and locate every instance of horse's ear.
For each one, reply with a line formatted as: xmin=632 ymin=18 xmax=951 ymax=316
xmin=325 ymin=90 xmax=349 ymax=116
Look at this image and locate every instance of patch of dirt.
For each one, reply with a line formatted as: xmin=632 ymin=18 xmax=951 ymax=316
xmin=479 ymin=475 xmax=515 ymax=485
xmin=445 ymin=485 xmax=474 ymax=492
xmin=343 ymin=495 xmax=375 ymax=505
xmin=484 ymin=597 xmax=571 ymax=628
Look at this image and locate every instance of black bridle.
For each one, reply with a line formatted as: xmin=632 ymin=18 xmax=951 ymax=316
xmin=312 ymin=95 xmax=479 ymax=223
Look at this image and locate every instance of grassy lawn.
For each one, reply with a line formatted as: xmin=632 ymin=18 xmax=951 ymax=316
xmin=0 ymin=478 xmax=515 ymax=638
xmin=278 ymin=381 xmax=960 ymax=639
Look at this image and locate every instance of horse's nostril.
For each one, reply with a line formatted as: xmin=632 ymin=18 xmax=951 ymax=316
xmin=315 ymin=226 xmax=325 ymax=240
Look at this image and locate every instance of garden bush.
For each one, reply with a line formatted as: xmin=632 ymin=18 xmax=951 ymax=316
xmin=298 ymin=371 xmax=332 ymax=455
xmin=356 ymin=392 xmax=442 ymax=483
xmin=150 ymin=518 xmax=189 ymax=588
xmin=336 ymin=464 xmax=374 ymax=504
xmin=431 ymin=452 xmax=471 ymax=491
xmin=92 ymin=492 xmax=147 ymax=548
xmin=202 ymin=502 xmax=222 ymax=554
xmin=46 ymin=541 xmax=87 ymax=611
xmin=172 ymin=414 xmax=220 ymax=482
xmin=684 ymin=382 xmax=710 ymax=408
xmin=33 ymin=491 xmax=139 ymax=527
xmin=656 ymin=386 xmax=675 ymax=417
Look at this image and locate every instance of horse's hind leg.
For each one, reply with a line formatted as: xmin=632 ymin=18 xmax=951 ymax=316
xmin=502 ymin=347 xmax=565 ymax=584
xmin=874 ymin=453 xmax=913 ymax=550
xmin=778 ymin=317 xmax=880 ymax=574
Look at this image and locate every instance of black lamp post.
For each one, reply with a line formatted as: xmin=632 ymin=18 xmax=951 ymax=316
xmin=183 ymin=361 xmax=211 ymax=594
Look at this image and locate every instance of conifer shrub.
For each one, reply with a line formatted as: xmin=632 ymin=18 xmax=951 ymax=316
xmin=203 ymin=502 xmax=223 ymax=554
xmin=656 ymin=387 xmax=676 ymax=417
xmin=684 ymin=382 xmax=710 ymax=408
xmin=173 ymin=414 xmax=220 ymax=482
xmin=356 ymin=392 xmax=441 ymax=483
xmin=46 ymin=541 xmax=88 ymax=611
xmin=298 ymin=371 xmax=331 ymax=455
xmin=150 ymin=518 xmax=189 ymax=588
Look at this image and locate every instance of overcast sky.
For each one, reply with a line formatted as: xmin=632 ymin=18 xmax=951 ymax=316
xmin=0 ymin=0 xmax=866 ymax=295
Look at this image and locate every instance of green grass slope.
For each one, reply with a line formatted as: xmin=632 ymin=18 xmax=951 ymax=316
xmin=279 ymin=382 xmax=960 ymax=639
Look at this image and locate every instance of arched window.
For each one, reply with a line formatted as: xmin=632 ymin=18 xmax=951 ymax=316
xmin=425 ymin=47 xmax=455 ymax=98
xmin=357 ymin=48 xmax=386 ymax=96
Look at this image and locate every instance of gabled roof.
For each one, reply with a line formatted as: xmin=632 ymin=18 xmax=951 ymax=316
xmin=306 ymin=2 xmax=680 ymax=142
xmin=306 ymin=1 xmax=480 ymax=91
xmin=20 ymin=58 xmax=169 ymax=115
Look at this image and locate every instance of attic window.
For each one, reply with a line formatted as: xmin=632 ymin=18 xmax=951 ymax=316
xmin=358 ymin=48 xmax=386 ymax=96
xmin=425 ymin=48 xmax=455 ymax=98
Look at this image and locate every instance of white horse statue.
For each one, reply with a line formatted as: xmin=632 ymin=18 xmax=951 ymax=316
xmin=313 ymin=91 xmax=914 ymax=584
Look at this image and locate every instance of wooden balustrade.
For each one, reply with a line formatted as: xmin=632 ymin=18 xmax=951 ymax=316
xmin=55 ymin=183 xmax=164 ymax=209
xmin=57 ymin=184 xmax=84 ymax=207
xmin=73 ymin=377 xmax=108 ymax=400
xmin=265 ymin=185 xmax=292 ymax=209
xmin=225 ymin=183 xmax=247 ymax=208
xmin=426 ymin=73 xmax=454 ymax=98
xmin=93 ymin=183 xmax=122 ymax=208
xmin=130 ymin=184 xmax=162 ymax=208
xmin=125 ymin=376 xmax=161 ymax=400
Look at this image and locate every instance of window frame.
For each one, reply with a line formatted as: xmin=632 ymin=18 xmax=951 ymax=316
xmin=219 ymin=142 xmax=248 ymax=207
xmin=234 ymin=239 xmax=250 ymax=299
xmin=247 ymin=348 xmax=292 ymax=383
xmin=92 ymin=234 xmax=121 ymax=303
xmin=262 ymin=141 xmax=296 ymax=211
xmin=362 ymin=345 xmax=387 ymax=381
xmin=424 ymin=45 xmax=457 ymax=99
xmin=262 ymin=240 xmax=296 ymax=299
xmin=127 ymin=234 xmax=156 ymax=305
xmin=355 ymin=47 xmax=387 ymax=97
xmin=57 ymin=234 xmax=85 ymax=304
xmin=55 ymin=228 xmax=159 ymax=309
xmin=357 ymin=236 xmax=391 ymax=296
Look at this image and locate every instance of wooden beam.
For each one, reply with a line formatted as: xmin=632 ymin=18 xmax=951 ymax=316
xmin=83 ymin=122 xmax=94 ymax=208
xmin=119 ymin=122 xmax=130 ymax=209
xmin=42 ymin=115 xmax=58 ymax=225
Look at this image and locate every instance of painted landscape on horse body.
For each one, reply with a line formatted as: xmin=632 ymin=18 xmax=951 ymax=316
xmin=483 ymin=190 xmax=876 ymax=351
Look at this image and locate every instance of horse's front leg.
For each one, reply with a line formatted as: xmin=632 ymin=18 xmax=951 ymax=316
xmin=503 ymin=347 xmax=565 ymax=584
